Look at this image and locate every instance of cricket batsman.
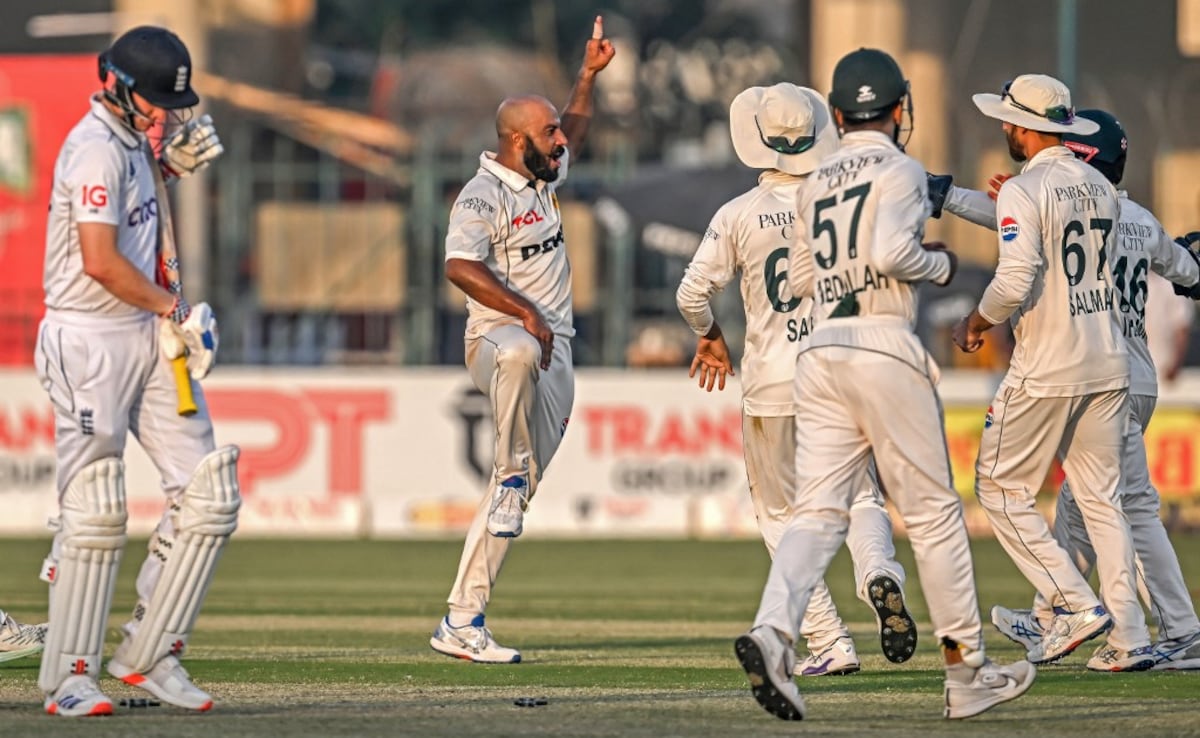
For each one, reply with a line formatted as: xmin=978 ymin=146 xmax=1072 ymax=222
xmin=35 ymin=25 xmax=236 ymax=716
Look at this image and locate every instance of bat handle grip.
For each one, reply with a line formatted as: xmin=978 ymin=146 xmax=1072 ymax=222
xmin=172 ymin=356 xmax=198 ymax=417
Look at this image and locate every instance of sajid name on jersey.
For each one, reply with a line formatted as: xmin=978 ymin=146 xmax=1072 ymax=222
xmin=815 ymin=264 xmax=890 ymax=306
xmin=1068 ymin=286 xmax=1115 ymax=317
xmin=787 ymin=315 xmax=813 ymax=343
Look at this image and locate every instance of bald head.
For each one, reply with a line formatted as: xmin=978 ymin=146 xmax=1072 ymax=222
xmin=493 ymin=94 xmax=569 ymax=183
xmin=495 ymin=95 xmax=558 ymax=138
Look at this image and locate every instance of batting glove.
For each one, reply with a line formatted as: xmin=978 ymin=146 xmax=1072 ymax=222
xmin=179 ymin=302 xmax=219 ymax=380
xmin=161 ymin=114 xmax=224 ymax=179
xmin=158 ymin=318 xmax=187 ymax=362
xmin=926 ymin=173 xmax=953 ymax=219
xmin=162 ymin=293 xmax=192 ymax=324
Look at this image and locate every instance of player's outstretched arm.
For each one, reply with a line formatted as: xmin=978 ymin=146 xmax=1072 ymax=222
xmin=560 ymin=15 xmax=615 ymax=153
xmin=870 ymin=161 xmax=954 ymax=285
xmin=1165 ymin=231 xmax=1200 ymax=298
xmin=446 ymin=258 xmax=554 ymax=369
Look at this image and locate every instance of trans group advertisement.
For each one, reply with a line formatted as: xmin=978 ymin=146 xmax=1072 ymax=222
xmin=2 ymin=368 xmax=1199 ymax=538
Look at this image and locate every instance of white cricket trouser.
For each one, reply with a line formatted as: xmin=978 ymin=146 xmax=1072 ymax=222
xmin=975 ymin=383 xmax=1150 ymax=651
xmin=1036 ymin=394 xmax=1200 ymax=641
xmin=446 ymin=324 xmax=575 ymax=619
xmin=742 ymin=413 xmax=904 ymax=652
xmin=754 ymin=340 xmax=983 ymax=652
xmin=35 ymin=312 xmax=217 ymax=611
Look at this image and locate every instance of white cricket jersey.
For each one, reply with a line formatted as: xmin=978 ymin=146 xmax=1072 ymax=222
xmin=1113 ymin=193 xmax=1199 ymax=397
xmin=676 ymin=170 xmax=814 ymax=416
xmin=445 ymin=150 xmax=574 ymax=339
xmin=43 ymin=96 xmax=159 ymax=318
xmin=946 ymin=186 xmax=1199 ymax=398
xmin=790 ymin=130 xmax=952 ymax=361
xmin=978 ymin=146 xmax=1128 ymax=398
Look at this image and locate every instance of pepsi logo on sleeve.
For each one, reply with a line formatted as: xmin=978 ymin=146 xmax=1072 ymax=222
xmin=1000 ymin=217 xmax=1020 ymax=242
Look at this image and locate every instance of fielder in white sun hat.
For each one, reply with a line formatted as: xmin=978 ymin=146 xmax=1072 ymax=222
xmin=972 ymin=74 xmax=1099 ymax=135
xmin=729 ymin=83 xmax=839 ymax=176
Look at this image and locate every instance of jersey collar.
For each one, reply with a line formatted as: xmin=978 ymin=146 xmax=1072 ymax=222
xmin=758 ymin=169 xmax=801 ymax=186
xmin=480 ymin=151 xmax=541 ymax=192
xmin=840 ymin=130 xmax=897 ymax=148
xmin=1020 ymin=144 xmax=1073 ymax=173
xmin=89 ymin=95 xmax=142 ymax=150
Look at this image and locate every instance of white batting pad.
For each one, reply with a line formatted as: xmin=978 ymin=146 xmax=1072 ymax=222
xmin=116 ymin=445 xmax=240 ymax=673
xmin=38 ymin=457 xmax=128 ymax=694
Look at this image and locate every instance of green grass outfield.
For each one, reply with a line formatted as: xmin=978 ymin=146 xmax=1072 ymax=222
xmin=1 ymin=536 xmax=1198 ymax=737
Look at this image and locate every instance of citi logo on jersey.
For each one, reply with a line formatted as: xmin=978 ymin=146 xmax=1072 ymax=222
xmin=127 ymin=197 xmax=158 ymax=227
xmin=511 ymin=209 xmax=545 ymax=229
xmin=81 ymin=185 xmax=108 ymax=208
xmin=1000 ymin=217 xmax=1020 ymax=242
xmin=984 ymin=405 xmax=995 ymax=428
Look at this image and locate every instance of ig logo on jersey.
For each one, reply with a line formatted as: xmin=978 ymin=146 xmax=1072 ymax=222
xmin=1000 ymin=217 xmax=1020 ymax=242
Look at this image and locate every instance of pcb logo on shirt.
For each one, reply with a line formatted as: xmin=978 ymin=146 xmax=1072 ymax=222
xmin=1000 ymin=217 xmax=1019 ymax=242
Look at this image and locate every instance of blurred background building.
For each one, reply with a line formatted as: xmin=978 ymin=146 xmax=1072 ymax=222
xmin=2 ymin=0 xmax=1198 ymax=371
xmin=0 ymin=1 xmax=1198 ymax=537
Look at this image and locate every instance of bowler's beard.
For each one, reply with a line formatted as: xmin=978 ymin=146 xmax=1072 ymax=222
xmin=523 ymin=136 xmax=565 ymax=182
xmin=1006 ymin=127 xmax=1026 ymax=162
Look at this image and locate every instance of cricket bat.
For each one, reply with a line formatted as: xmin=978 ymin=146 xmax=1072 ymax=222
xmin=145 ymin=142 xmax=198 ymax=417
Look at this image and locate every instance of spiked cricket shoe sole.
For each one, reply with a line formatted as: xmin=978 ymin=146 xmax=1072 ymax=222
xmin=868 ymin=574 xmax=917 ymax=663
xmin=734 ymin=633 xmax=805 ymax=721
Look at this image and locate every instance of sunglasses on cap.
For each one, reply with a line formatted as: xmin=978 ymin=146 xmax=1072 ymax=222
xmin=1000 ymin=80 xmax=1075 ymax=124
xmin=755 ymin=116 xmax=815 ymax=155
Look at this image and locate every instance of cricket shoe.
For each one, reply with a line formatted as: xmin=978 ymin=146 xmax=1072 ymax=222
xmin=1085 ymin=642 xmax=1156 ymax=672
xmin=44 ymin=675 xmax=114 ymax=717
xmin=867 ymin=573 xmax=917 ymax=663
xmin=734 ymin=625 xmax=805 ymax=720
xmin=797 ymin=637 xmax=860 ymax=676
xmin=487 ymin=476 xmax=530 ymax=538
xmin=430 ymin=615 xmax=521 ymax=663
xmin=990 ymin=606 xmax=1044 ymax=653
xmin=0 ymin=611 xmax=46 ymax=663
xmin=107 ymin=653 xmax=214 ymax=711
xmin=943 ymin=659 xmax=1036 ymax=719
xmin=1027 ymin=606 xmax=1111 ymax=664
xmin=1151 ymin=631 xmax=1200 ymax=670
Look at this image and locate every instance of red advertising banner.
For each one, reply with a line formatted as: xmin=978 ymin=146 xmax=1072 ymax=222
xmin=0 ymin=56 xmax=97 ymax=366
xmin=1 ymin=368 xmax=1198 ymax=538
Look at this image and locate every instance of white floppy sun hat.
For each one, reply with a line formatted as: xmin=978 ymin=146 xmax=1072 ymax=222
xmin=730 ymin=83 xmax=839 ymax=176
xmin=972 ymin=74 xmax=1099 ymax=135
